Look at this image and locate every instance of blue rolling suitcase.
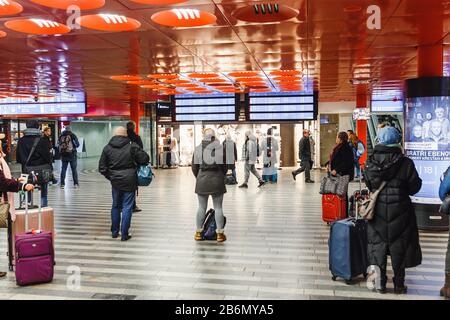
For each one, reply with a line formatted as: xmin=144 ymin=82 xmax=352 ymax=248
xmin=329 ymin=217 xmax=369 ymax=284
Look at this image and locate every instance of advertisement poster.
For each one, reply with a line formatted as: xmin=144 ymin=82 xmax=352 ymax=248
xmin=405 ymin=96 xmax=450 ymax=204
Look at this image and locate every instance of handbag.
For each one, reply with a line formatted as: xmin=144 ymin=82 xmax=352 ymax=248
xmin=358 ymin=181 xmax=388 ymax=220
xmin=0 ymin=192 xmax=10 ymax=229
xmin=320 ymin=173 xmax=350 ymax=197
xmin=25 ymin=137 xmax=53 ymax=185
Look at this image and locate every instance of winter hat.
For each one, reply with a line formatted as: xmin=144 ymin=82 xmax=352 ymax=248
xmin=377 ymin=126 xmax=401 ymax=145
xmin=26 ymin=120 xmax=39 ymax=129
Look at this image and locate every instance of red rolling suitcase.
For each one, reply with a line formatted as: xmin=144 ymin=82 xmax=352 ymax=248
xmin=322 ymin=194 xmax=347 ymax=224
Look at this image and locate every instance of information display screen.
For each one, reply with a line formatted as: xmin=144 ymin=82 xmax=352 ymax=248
xmin=248 ymin=92 xmax=317 ymax=121
xmin=174 ymin=94 xmax=237 ymax=122
xmin=404 ymin=96 xmax=450 ymax=204
xmin=0 ymin=92 xmax=86 ymax=115
xmin=371 ymin=98 xmax=404 ymax=113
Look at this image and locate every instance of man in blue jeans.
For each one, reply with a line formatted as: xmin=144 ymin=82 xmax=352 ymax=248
xmin=99 ymin=127 xmax=150 ymax=241
xmin=58 ymin=126 xmax=80 ymax=189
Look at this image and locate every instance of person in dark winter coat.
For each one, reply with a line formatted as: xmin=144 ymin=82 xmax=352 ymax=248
xmin=364 ymin=126 xmax=422 ymax=295
xmin=292 ymin=129 xmax=314 ymax=183
xmin=58 ymin=126 xmax=80 ymax=189
xmin=329 ymin=132 xmax=355 ymax=180
xmin=16 ymin=120 xmax=52 ymax=207
xmin=126 ymin=121 xmax=144 ymax=213
xmin=192 ymin=129 xmax=227 ymax=243
xmin=439 ymin=166 xmax=450 ymax=298
xmin=99 ymin=127 xmax=150 ymax=241
xmin=223 ymin=134 xmax=238 ymax=183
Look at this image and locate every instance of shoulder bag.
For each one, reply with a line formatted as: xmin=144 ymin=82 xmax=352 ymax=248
xmin=0 ymin=192 xmax=9 ymax=229
xmin=358 ymin=181 xmax=388 ymax=220
xmin=320 ymin=172 xmax=350 ymax=197
xmin=25 ymin=138 xmax=53 ymax=185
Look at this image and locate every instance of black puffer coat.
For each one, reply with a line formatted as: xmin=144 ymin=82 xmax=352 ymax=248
xmin=364 ymin=145 xmax=422 ymax=271
xmin=99 ymin=136 xmax=150 ymax=192
xmin=192 ymin=138 xmax=227 ymax=196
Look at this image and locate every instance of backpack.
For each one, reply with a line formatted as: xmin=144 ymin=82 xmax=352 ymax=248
xmin=137 ymin=164 xmax=154 ymax=187
xmin=59 ymin=135 xmax=74 ymax=155
xmin=201 ymin=209 xmax=227 ymax=240
xmin=356 ymin=141 xmax=365 ymax=158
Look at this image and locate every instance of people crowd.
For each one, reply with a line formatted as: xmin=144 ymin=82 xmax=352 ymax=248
xmin=1 ymin=121 xmax=450 ymax=299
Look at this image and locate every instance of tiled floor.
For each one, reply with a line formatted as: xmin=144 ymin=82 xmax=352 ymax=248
xmin=0 ymin=158 xmax=448 ymax=300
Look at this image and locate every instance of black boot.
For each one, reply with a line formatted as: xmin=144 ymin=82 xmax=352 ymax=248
xmin=393 ymin=269 xmax=407 ymax=294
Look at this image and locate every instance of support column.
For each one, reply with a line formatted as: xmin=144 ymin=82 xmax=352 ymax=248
xmin=130 ymin=97 xmax=140 ymax=133
xmin=280 ymin=124 xmax=295 ymax=167
xmin=356 ymin=84 xmax=368 ymax=166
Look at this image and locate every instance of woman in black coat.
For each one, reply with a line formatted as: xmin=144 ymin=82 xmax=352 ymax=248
xmin=329 ymin=132 xmax=355 ymax=179
xmin=364 ymin=126 xmax=422 ymax=294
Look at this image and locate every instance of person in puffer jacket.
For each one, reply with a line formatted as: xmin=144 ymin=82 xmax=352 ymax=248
xmin=192 ymin=129 xmax=228 ymax=243
xmin=364 ymin=126 xmax=422 ymax=295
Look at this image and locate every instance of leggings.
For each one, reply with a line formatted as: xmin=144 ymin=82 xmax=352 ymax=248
xmin=196 ymin=194 xmax=225 ymax=233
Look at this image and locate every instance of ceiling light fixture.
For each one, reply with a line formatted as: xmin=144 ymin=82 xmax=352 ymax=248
xmin=228 ymin=71 xmax=259 ymax=78
xmin=151 ymin=9 xmax=217 ymax=27
xmin=5 ymin=19 xmax=71 ymax=35
xmin=30 ymin=0 xmax=105 ymax=10
xmin=232 ymin=3 xmax=298 ymax=23
xmin=110 ymin=75 xmax=142 ymax=81
xmin=0 ymin=0 xmax=23 ymax=17
xmin=0 ymin=30 xmax=6 ymax=38
xmin=77 ymin=14 xmax=141 ymax=32
xmin=130 ymin=0 xmax=187 ymax=4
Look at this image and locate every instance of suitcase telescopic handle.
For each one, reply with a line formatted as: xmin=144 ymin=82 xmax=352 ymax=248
xmin=24 ymin=186 xmax=42 ymax=232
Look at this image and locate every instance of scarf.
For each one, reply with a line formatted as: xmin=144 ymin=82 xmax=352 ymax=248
xmin=0 ymin=153 xmax=15 ymax=221
xmin=330 ymin=142 xmax=345 ymax=164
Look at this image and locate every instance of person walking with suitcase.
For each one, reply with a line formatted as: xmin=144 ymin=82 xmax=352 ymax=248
xmin=16 ymin=120 xmax=52 ymax=207
xmin=0 ymin=143 xmax=34 ymax=278
xmin=223 ymin=133 xmax=238 ymax=184
xmin=99 ymin=127 xmax=150 ymax=241
xmin=439 ymin=166 xmax=450 ymax=298
xmin=292 ymin=129 xmax=314 ymax=183
xmin=364 ymin=126 xmax=422 ymax=294
xmin=58 ymin=126 xmax=80 ymax=189
xmin=239 ymin=131 xmax=266 ymax=189
xmin=127 ymin=121 xmax=144 ymax=213
xmin=192 ymin=129 xmax=228 ymax=243
xmin=261 ymin=128 xmax=279 ymax=183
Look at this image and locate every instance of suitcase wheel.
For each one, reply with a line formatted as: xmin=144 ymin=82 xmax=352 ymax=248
xmin=332 ymin=276 xmax=337 ymax=281
xmin=345 ymin=280 xmax=352 ymax=285
xmin=9 ymin=266 xmax=13 ymax=272
xmin=327 ymin=222 xmax=331 ymax=226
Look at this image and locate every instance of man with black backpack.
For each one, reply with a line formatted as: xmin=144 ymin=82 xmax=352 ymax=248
xmin=58 ymin=126 xmax=80 ymax=189
xmin=16 ymin=120 xmax=53 ymax=207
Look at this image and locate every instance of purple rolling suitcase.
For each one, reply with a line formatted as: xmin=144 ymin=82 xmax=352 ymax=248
xmin=14 ymin=189 xmax=54 ymax=286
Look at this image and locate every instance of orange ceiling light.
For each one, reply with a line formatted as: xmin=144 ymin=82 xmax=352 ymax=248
xmin=192 ymin=90 xmax=213 ymax=94
xmin=247 ymin=85 xmax=269 ymax=89
xmin=147 ymin=74 xmax=178 ymax=80
xmin=151 ymin=9 xmax=217 ymax=27
xmin=0 ymin=31 xmax=6 ymax=38
xmin=141 ymin=84 xmax=168 ymax=89
xmin=273 ymin=76 xmax=301 ymax=81
xmin=130 ymin=0 xmax=188 ymax=4
xmin=110 ymin=75 xmax=141 ymax=81
xmin=126 ymin=80 xmax=156 ymax=85
xmin=232 ymin=3 xmax=298 ymax=23
xmin=270 ymin=70 xmax=301 ymax=76
xmin=229 ymin=71 xmax=259 ymax=78
xmin=207 ymin=83 xmax=232 ymax=87
xmin=199 ymin=78 xmax=227 ymax=83
xmin=30 ymin=0 xmax=105 ymax=10
xmin=5 ymin=19 xmax=71 ymax=35
xmin=162 ymin=90 xmax=185 ymax=95
xmin=235 ymin=77 xmax=264 ymax=82
xmin=240 ymin=81 xmax=266 ymax=86
xmin=188 ymin=72 xmax=219 ymax=78
xmin=163 ymin=79 xmax=190 ymax=84
xmin=0 ymin=0 xmax=23 ymax=16
xmin=184 ymin=86 xmax=204 ymax=91
xmin=176 ymin=83 xmax=200 ymax=88
xmin=251 ymin=89 xmax=272 ymax=93
xmin=78 ymin=14 xmax=141 ymax=32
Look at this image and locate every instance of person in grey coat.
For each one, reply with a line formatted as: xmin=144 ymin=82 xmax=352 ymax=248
xmin=292 ymin=129 xmax=314 ymax=183
xmin=192 ymin=129 xmax=228 ymax=243
xmin=239 ymin=130 xmax=266 ymax=188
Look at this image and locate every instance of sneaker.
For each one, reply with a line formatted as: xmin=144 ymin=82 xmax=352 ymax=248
xmin=133 ymin=207 xmax=142 ymax=213
xmin=305 ymin=179 xmax=315 ymax=183
xmin=258 ymin=180 xmax=266 ymax=188
xmin=194 ymin=232 xmax=203 ymax=241
xmin=292 ymin=172 xmax=297 ymax=181
xmin=121 ymin=235 xmax=132 ymax=242
xmin=112 ymin=233 xmax=119 ymax=239
xmin=217 ymin=233 xmax=227 ymax=243
xmin=60 ymin=185 xmax=65 ymax=190
xmin=238 ymin=183 xmax=248 ymax=188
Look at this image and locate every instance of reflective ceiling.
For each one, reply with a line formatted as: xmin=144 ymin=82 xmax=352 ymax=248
xmin=0 ymin=0 xmax=449 ymax=107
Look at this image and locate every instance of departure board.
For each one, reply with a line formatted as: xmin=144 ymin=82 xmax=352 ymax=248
xmin=174 ymin=94 xmax=238 ymax=122
xmin=248 ymin=92 xmax=317 ymax=121
xmin=371 ymin=98 xmax=404 ymax=113
xmin=0 ymin=92 xmax=86 ymax=115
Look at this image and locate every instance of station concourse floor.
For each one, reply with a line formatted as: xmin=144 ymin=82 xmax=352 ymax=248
xmin=0 ymin=158 xmax=448 ymax=300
